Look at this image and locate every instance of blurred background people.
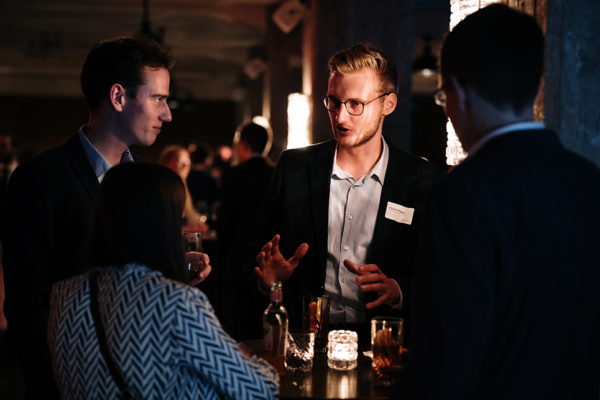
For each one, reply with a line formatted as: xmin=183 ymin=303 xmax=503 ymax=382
xmin=48 ymin=163 xmax=277 ymax=399
xmin=217 ymin=122 xmax=274 ymax=339
xmin=158 ymin=144 xmax=209 ymax=233
xmin=186 ymin=143 xmax=219 ymax=223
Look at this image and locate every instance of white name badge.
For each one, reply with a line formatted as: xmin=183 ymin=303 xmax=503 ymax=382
xmin=385 ymin=201 xmax=414 ymax=225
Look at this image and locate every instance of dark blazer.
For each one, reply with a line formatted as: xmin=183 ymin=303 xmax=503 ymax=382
xmin=2 ymin=133 xmax=131 ymax=399
xmin=243 ymin=139 xmax=440 ymax=331
xmin=396 ymin=129 xmax=600 ymax=399
xmin=217 ymin=156 xmax=274 ymax=339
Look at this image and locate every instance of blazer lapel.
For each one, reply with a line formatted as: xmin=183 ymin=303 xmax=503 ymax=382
xmin=371 ymin=145 xmax=411 ymax=258
xmin=64 ymin=133 xmax=99 ymax=203
xmin=307 ymin=141 xmax=336 ymax=275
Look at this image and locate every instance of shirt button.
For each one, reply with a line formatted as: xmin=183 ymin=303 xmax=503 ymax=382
xmin=348 ymin=214 xmax=353 ymax=220
xmin=343 ymin=245 xmax=349 ymax=251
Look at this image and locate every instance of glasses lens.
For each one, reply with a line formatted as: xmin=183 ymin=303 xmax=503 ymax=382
xmin=324 ymin=96 xmax=341 ymax=111
xmin=345 ymin=100 xmax=364 ymax=116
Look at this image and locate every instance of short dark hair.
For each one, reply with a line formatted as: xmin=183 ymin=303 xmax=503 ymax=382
xmin=81 ymin=35 xmax=175 ymax=112
xmin=240 ymin=123 xmax=269 ymax=154
xmin=87 ymin=163 xmax=188 ymax=283
xmin=328 ymin=42 xmax=398 ymax=94
xmin=440 ymin=4 xmax=544 ymax=114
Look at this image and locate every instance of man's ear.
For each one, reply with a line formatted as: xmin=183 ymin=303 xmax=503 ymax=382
xmin=109 ymin=83 xmax=126 ymax=112
xmin=448 ymin=75 xmax=467 ymax=112
xmin=382 ymin=92 xmax=397 ymax=116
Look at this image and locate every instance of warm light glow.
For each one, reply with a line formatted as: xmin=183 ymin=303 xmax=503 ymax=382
xmin=445 ymin=120 xmax=467 ymax=165
xmin=252 ymin=115 xmax=270 ymax=130
xmin=326 ymin=370 xmax=357 ymax=399
xmin=449 ymin=0 xmax=500 ymax=30
xmin=445 ymin=0 xmax=500 ymax=165
xmin=419 ymin=68 xmax=437 ymax=77
xmin=327 ymin=330 xmax=358 ymax=370
xmin=287 ymin=93 xmax=310 ymax=150
xmin=251 ymin=115 xmax=273 ymax=156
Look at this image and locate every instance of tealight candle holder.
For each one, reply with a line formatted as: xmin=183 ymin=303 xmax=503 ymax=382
xmin=327 ymin=330 xmax=358 ymax=370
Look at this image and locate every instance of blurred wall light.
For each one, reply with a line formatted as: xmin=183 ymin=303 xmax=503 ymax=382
xmin=445 ymin=0 xmax=500 ymax=165
xmin=287 ymin=93 xmax=310 ymax=150
xmin=252 ymin=115 xmax=273 ymax=157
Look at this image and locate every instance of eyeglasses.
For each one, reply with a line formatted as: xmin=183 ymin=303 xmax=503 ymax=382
xmin=433 ymin=86 xmax=448 ymax=107
xmin=323 ymin=92 xmax=391 ymax=116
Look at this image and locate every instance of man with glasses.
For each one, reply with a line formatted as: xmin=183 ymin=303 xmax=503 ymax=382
xmin=244 ymin=42 xmax=439 ymax=336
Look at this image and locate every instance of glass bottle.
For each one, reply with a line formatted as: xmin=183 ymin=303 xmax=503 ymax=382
xmin=263 ymin=281 xmax=288 ymax=375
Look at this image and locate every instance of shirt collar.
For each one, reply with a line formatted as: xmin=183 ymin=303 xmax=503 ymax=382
xmin=332 ymin=137 xmax=389 ymax=185
xmin=468 ymin=121 xmax=545 ymax=157
xmin=78 ymin=126 xmax=113 ymax=182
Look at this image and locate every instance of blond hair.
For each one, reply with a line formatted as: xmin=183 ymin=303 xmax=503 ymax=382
xmin=328 ymin=42 xmax=398 ymax=94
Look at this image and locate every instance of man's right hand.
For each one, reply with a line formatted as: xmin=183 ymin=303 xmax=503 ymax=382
xmin=253 ymin=234 xmax=308 ymax=292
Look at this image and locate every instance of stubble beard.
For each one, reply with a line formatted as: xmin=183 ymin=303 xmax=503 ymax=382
xmin=336 ymin=114 xmax=383 ymax=149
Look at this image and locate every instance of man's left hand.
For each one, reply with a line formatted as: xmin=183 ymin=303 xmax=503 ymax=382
xmin=186 ymin=251 xmax=212 ymax=285
xmin=343 ymin=260 xmax=400 ymax=309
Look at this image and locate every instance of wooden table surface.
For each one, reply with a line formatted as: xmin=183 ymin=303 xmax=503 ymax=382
xmin=242 ymin=339 xmax=393 ymax=399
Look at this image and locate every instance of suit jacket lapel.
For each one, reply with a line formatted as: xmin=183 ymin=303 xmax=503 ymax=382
xmin=307 ymin=141 xmax=336 ymax=275
xmin=371 ymin=145 xmax=409 ymax=259
xmin=65 ymin=133 xmax=99 ymax=203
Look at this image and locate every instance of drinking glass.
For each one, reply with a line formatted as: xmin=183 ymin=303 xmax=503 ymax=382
xmin=182 ymin=232 xmax=203 ymax=278
xmin=370 ymin=317 xmax=404 ymax=385
xmin=302 ymin=294 xmax=330 ymax=352
xmin=284 ymin=330 xmax=315 ymax=372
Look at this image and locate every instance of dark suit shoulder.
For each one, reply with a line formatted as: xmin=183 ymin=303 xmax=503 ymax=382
xmin=387 ymin=142 xmax=442 ymax=177
xmin=278 ymin=140 xmax=336 ymax=165
xmin=17 ymin=141 xmax=70 ymax=174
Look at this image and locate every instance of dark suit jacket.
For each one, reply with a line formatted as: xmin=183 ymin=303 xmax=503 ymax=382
xmin=2 ymin=133 xmax=138 ymax=399
xmin=243 ymin=139 xmax=440 ymax=332
xmin=217 ymin=156 xmax=274 ymax=339
xmin=396 ymin=129 xmax=600 ymax=399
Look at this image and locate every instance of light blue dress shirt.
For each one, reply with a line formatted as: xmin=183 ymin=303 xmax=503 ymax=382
xmin=78 ymin=127 xmax=112 ymax=182
xmin=78 ymin=126 xmax=135 ymax=182
xmin=325 ymin=139 xmax=389 ymax=324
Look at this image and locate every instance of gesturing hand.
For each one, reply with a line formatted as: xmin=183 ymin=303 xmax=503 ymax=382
xmin=343 ymin=260 xmax=401 ymax=309
xmin=254 ymin=234 xmax=309 ymax=291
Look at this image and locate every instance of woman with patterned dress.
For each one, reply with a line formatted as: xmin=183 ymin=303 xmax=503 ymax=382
xmin=48 ymin=164 xmax=278 ymax=399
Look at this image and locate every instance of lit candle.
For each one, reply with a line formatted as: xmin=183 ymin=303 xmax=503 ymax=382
xmin=327 ymin=330 xmax=358 ymax=370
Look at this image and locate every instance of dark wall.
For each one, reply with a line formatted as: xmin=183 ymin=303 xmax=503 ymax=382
xmin=546 ymin=0 xmax=600 ymax=167
xmin=0 ymin=95 xmax=238 ymax=164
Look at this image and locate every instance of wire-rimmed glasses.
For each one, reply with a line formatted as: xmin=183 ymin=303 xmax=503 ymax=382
xmin=323 ymin=92 xmax=391 ymax=116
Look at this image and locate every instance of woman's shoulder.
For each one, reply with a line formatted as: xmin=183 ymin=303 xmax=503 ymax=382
xmin=121 ymin=264 xmax=211 ymax=304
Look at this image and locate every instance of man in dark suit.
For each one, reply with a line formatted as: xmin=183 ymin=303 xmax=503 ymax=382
xmin=218 ymin=122 xmax=274 ymax=338
xmin=395 ymin=5 xmax=600 ymax=399
xmin=2 ymin=35 xmax=179 ymax=399
xmin=244 ymin=43 xmax=440 ymax=335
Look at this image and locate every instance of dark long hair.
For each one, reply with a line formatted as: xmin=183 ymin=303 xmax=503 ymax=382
xmin=87 ymin=163 xmax=188 ymax=282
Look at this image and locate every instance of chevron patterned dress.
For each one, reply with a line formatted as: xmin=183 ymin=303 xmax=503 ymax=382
xmin=48 ymin=264 xmax=279 ymax=399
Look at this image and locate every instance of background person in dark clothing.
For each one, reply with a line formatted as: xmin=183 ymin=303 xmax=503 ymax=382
xmin=217 ymin=122 xmax=274 ymax=339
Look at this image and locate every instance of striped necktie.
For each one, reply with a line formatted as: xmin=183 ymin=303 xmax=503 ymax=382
xmin=120 ymin=149 xmax=134 ymax=164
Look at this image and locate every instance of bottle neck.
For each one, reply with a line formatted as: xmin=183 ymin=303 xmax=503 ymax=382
xmin=270 ymin=282 xmax=282 ymax=304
